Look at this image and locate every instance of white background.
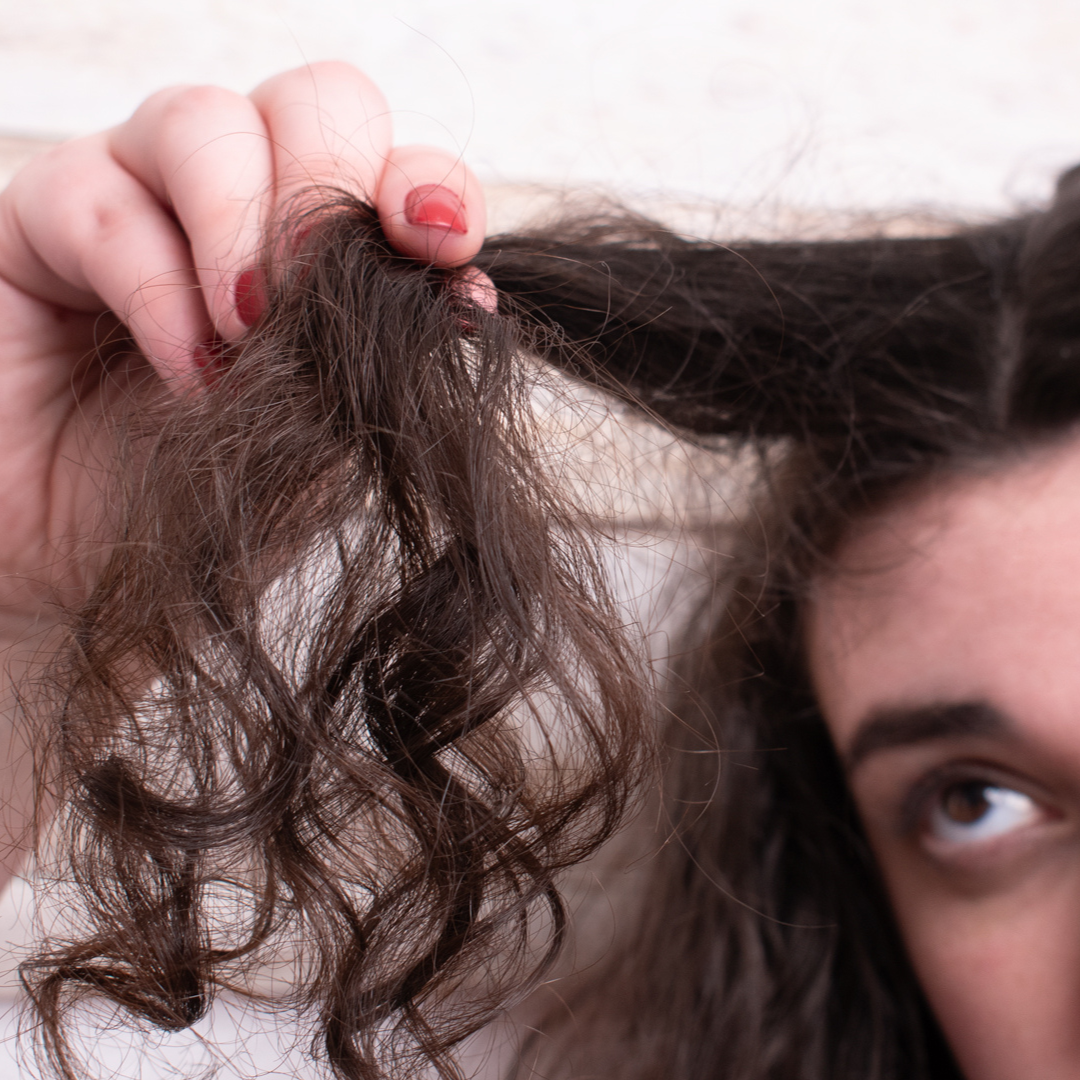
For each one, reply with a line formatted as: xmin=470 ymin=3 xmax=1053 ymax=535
xmin=2 ymin=0 xmax=1080 ymax=216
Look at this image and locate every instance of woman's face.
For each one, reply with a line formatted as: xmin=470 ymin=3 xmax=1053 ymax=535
xmin=807 ymin=433 xmax=1080 ymax=1080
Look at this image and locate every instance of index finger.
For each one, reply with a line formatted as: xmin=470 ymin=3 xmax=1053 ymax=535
xmin=252 ymin=63 xmax=486 ymax=268
xmin=249 ymin=62 xmax=392 ymax=210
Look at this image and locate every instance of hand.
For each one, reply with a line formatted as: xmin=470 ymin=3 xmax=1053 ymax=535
xmin=0 ymin=61 xmax=489 ymax=635
xmin=0 ymin=61 xmax=491 ymax=883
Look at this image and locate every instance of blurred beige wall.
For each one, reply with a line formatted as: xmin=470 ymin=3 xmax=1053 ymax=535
xmin=2 ymin=0 xmax=1079 ymax=215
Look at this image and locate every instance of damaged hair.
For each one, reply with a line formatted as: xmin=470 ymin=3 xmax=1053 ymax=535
xmin=26 ymin=195 xmax=649 ymax=1080
xmin=474 ymin=174 xmax=1080 ymax=1078
xmin=27 ymin=163 xmax=1080 ymax=1080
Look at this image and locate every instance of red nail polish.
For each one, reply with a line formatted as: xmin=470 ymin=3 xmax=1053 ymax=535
xmin=235 ymin=266 xmax=266 ymax=327
xmin=289 ymin=223 xmax=314 ymax=256
xmin=193 ymin=338 xmax=226 ymax=385
xmin=404 ymin=185 xmax=468 ymax=234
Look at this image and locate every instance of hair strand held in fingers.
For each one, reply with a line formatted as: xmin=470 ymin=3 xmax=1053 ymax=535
xmin=22 ymin=193 xmax=650 ymax=1080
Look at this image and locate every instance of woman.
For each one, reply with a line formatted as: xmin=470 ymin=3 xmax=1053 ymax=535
xmin=481 ymin=180 xmax=1080 ymax=1078
xmin=0 ymin=58 xmax=1071 ymax=1080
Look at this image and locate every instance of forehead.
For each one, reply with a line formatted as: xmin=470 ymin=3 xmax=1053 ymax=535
xmin=806 ymin=433 xmax=1080 ymax=750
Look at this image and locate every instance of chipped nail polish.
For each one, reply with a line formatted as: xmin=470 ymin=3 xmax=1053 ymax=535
xmin=235 ymin=266 xmax=267 ymax=327
xmin=193 ymin=338 xmax=226 ymax=385
xmin=404 ymin=185 xmax=468 ymax=234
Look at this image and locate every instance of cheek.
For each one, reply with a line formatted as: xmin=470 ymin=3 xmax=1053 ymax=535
xmin=876 ymin=854 xmax=1080 ymax=1080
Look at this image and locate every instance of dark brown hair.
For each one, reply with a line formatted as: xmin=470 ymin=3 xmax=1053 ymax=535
xmin=25 ymin=195 xmax=650 ymax=1080
xmin=473 ymin=174 xmax=1080 ymax=1077
xmin=26 ymin=163 xmax=1080 ymax=1079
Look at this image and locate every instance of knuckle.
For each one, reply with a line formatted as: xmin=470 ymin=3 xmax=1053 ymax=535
xmin=134 ymin=84 xmax=198 ymax=112
xmin=257 ymin=61 xmax=388 ymax=115
xmin=305 ymin=59 xmax=363 ymax=80
xmin=53 ymin=175 xmax=143 ymax=251
xmin=152 ymin=84 xmax=246 ymax=128
xmin=308 ymin=59 xmax=382 ymax=97
xmin=88 ymin=200 xmax=131 ymax=245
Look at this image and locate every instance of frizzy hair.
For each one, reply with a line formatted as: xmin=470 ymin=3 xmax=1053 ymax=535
xmin=25 ymin=166 xmax=1080 ymax=1080
xmin=24 ymin=194 xmax=650 ymax=1080
xmin=471 ymin=175 xmax=1080 ymax=1076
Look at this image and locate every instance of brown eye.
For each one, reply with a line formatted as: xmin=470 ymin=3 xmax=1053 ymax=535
xmin=928 ymin=781 xmax=1041 ymax=845
xmin=941 ymin=781 xmax=992 ymax=825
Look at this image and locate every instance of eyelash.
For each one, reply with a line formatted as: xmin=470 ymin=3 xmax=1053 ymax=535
xmin=926 ymin=781 xmax=1041 ymax=845
xmin=902 ymin=767 xmax=1052 ymax=853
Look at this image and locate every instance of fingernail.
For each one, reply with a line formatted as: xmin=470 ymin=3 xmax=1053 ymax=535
xmin=452 ymin=268 xmax=499 ymax=314
xmin=193 ymin=338 xmax=226 ymax=385
xmin=404 ymin=185 xmax=468 ymax=234
xmin=289 ymin=223 xmax=314 ymax=256
xmin=234 ymin=266 xmax=267 ymax=327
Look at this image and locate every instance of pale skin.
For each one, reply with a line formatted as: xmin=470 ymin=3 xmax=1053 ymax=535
xmin=0 ymin=61 xmax=489 ymax=890
xmin=809 ymin=433 xmax=1080 ymax=1080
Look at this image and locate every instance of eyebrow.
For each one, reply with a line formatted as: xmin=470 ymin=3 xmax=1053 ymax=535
xmin=845 ymin=700 xmax=1011 ymax=771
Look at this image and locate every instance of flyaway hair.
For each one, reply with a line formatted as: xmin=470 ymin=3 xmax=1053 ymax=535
xmin=25 ymin=195 xmax=649 ymax=1080
xmin=472 ymin=178 xmax=1080 ymax=1078
xmin=25 ymin=169 xmax=1080 ymax=1080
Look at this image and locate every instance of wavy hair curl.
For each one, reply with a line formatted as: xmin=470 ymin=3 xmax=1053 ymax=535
xmin=27 ymin=196 xmax=649 ymax=1080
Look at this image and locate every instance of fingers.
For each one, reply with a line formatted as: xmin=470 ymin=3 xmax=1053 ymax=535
xmin=110 ymin=64 xmax=394 ymax=344
xmin=108 ymin=85 xmax=274 ymax=342
xmin=0 ymin=134 xmax=213 ymax=392
xmin=249 ymin=61 xmax=393 ymax=211
xmin=250 ymin=65 xmax=487 ymax=266
xmin=454 ymin=266 xmax=499 ymax=314
xmin=0 ymin=62 xmax=492 ymax=397
xmin=377 ymin=145 xmax=487 ymax=268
